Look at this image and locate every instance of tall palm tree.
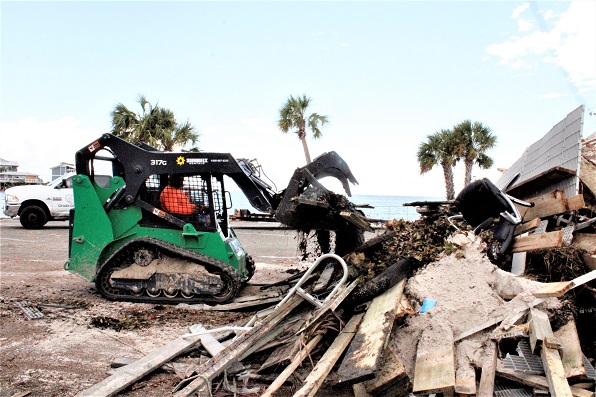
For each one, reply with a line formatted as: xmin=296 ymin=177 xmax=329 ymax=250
xmin=452 ymin=120 xmax=497 ymax=186
xmin=278 ymin=94 xmax=328 ymax=164
xmin=417 ymin=129 xmax=459 ymax=200
xmin=111 ymin=95 xmax=199 ymax=151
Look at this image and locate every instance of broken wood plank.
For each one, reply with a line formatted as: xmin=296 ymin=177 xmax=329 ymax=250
xmin=336 ymin=279 xmax=405 ymax=386
xmin=173 ymin=295 xmax=303 ymax=397
xmin=573 ymin=233 xmax=596 ymax=254
xmin=496 ymin=368 xmax=593 ymax=397
xmin=352 ymin=383 xmax=372 ymax=397
xmin=529 ymin=308 xmax=553 ymax=353
xmin=516 ymin=190 xmax=568 ymax=221
xmin=542 ymin=344 xmax=574 ymax=396
xmin=412 ymin=324 xmax=455 ymax=395
xmin=293 ymin=313 xmax=365 ymax=397
xmin=362 ymin=346 xmax=410 ymax=397
xmin=554 ymin=320 xmax=587 ymax=379
xmin=313 ymin=262 xmax=335 ymax=293
xmin=477 ymin=340 xmax=497 ymax=397
xmin=355 ymin=230 xmax=396 ymax=253
xmin=515 ymin=217 xmax=542 ymax=236
xmin=260 ymin=334 xmax=324 ymax=397
xmin=340 ymin=210 xmax=373 ymax=231
xmin=567 ymin=194 xmax=586 ymax=211
xmin=75 ymin=325 xmax=208 ymax=397
xmin=512 ymin=230 xmax=564 ymax=253
xmin=292 ymin=197 xmax=330 ymax=208
xmin=533 ymin=281 xmax=575 ymax=298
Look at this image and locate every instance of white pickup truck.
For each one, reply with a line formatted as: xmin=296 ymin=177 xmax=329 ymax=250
xmin=3 ymin=173 xmax=110 ymax=229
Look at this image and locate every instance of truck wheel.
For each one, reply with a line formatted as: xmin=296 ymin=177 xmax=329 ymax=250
xmin=20 ymin=205 xmax=48 ymax=229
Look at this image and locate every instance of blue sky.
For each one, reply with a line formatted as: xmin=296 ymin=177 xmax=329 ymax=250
xmin=1 ymin=1 xmax=595 ymax=198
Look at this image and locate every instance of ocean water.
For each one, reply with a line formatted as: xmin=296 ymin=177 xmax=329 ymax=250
xmin=228 ymin=191 xmax=442 ymax=221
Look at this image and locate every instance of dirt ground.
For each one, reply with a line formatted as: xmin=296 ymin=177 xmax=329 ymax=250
xmin=0 ymin=218 xmax=365 ymax=397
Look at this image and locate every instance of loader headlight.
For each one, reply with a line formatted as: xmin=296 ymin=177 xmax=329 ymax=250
xmin=5 ymin=194 xmax=19 ymax=204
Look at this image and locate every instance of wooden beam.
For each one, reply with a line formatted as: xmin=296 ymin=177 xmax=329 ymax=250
xmin=529 ymin=308 xmax=553 ymax=353
xmin=573 ymin=233 xmax=596 ymax=254
xmin=336 ymin=280 xmax=405 ymax=386
xmin=477 ymin=340 xmax=498 ymax=397
xmin=542 ymin=345 xmax=574 ymax=396
xmin=567 ymin=194 xmax=586 ymax=211
xmin=412 ymin=325 xmax=455 ymax=395
xmin=340 ymin=210 xmax=373 ymax=231
xmin=75 ymin=326 xmax=207 ymax=397
xmin=293 ymin=313 xmax=365 ymax=397
xmin=512 ymin=230 xmax=564 ymax=253
xmin=554 ymin=320 xmax=587 ymax=379
xmin=496 ymin=369 xmax=593 ymax=397
xmin=515 ymin=218 xmax=542 ymax=236
xmin=516 ymin=190 xmax=568 ymax=221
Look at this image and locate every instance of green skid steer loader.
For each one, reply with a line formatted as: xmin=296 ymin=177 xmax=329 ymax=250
xmin=65 ymin=133 xmax=364 ymax=304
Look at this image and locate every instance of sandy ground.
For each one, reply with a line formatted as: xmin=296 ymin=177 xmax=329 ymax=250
xmin=0 ymin=218 xmax=362 ymax=397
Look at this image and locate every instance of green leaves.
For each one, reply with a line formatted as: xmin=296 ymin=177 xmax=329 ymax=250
xmin=110 ymin=94 xmax=199 ymax=151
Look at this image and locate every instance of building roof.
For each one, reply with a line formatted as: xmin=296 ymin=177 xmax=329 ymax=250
xmin=0 ymin=158 xmax=19 ymax=167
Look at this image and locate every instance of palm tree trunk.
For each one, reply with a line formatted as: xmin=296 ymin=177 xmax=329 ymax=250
xmin=301 ymin=137 xmax=312 ymax=164
xmin=441 ymin=161 xmax=455 ymax=200
xmin=464 ymin=160 xmax=473 ymax=186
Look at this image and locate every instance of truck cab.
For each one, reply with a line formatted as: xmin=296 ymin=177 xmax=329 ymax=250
xmin=4 ymin=173 xmax=109 ymax=229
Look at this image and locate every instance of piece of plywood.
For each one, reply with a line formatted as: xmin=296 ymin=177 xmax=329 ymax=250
xmin=293 ymin=313 xmax=364 ymax=397
xmin=567 ymin=194 xmax=586 ymax=211
xmin=335 ymin=280 xmax=405 ymax=386
xmin=512 ymin=230 xmax=564 ymax=253
xmin=412 ymin=325 xmax=455 ymax=395
xmin=554 ymin=320 xmax=587 ymax=379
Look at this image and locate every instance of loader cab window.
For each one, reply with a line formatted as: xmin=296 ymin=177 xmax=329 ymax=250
xmin=139 ymin=173 xmax=228 ymax=233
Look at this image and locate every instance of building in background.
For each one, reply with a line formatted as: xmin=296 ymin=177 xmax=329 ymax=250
xmin=51 ymin=162 xmax=75 ymax=180
xmin=0 ymin=158 xmax=43 ymax=189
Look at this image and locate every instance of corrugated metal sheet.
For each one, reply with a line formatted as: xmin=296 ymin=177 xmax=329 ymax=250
xmin=496 ymin=105 xmax=584 ymax=200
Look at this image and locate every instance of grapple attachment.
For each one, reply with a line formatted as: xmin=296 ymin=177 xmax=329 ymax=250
xmin=274 ymin=151 xmax=364 ymax=232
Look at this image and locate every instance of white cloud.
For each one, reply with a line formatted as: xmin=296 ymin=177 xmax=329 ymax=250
xmin=0 ymin=117 xmax=103 ymax=182
xmin=486 ymin=0 xmax=596 ymax=92
xmin=512 ymin=3 xmax=530 ymax=19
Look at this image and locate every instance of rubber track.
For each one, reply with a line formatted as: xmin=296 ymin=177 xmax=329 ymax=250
xmin=95 ymin=237 xmax=241 ymax=305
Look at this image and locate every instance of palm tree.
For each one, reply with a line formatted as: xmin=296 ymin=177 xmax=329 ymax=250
xmin=452 ymin=120 xmax=497 ymax=186
xmin=111 ymin=95 xmax=199 ymax=151
xmin=417 ymin=129 xmax=459 ymax=200
xmin=278 ymin=94 xmax=328 ymax=164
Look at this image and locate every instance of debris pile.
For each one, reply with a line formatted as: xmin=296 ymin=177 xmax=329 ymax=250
xmin=75 ymin=188 xmax=595 ymax=396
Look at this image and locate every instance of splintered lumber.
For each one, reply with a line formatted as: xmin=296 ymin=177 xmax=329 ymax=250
xmin=541 ymin=346 xmax=574 ymax=396
xmin=340 ymin=210 xmax=373 ymax=231
xmin=529 ymin=308 xmax=554 ymax=353
xmin=554 ymin=320 xmax=587 ymax=379
xmin=75 ymin=325 xmax=208 ymax=397
xmin=496 ymin=368 xmax=594 ymax=397
xmin=173 ymin=295 xmax=303 ymax=397
xmin=573 ymin=233 xmax=596 ymax=253
xmin=293 ymin=313 xmax=365 ymax=397
xmin=355 ymin=230 xmax=396 ymax=253
xmin=516 ymin=190 xmax=568 ymax=221
xmin=515 ymin=218 xmax=542 ymax=236
xmin=512 ymin=230 xmax=564 ymax=253
xmin=533 ymin=281 xmax=575 ymax=298
xmin=260 ymin=333 xmax=325 ymax=397
xmin=362 ymin=346 xmax=410 ymax=397
xmin=412 ymin=324 xmax=456 ymax=395
xmin=336 ymin=279 xmax=405 ymax=386
xmin=477 ymin=340 xmax=497 ymax=397
xmin=567 ymin=194 xmax=586 ymax=211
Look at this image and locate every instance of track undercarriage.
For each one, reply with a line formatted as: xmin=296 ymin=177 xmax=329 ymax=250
xmin=95 ymin=238 xmax=245 ymax=304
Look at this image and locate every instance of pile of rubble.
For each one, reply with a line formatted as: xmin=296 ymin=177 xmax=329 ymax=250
xmin=73 ymin=183 xmax=595 ymax=396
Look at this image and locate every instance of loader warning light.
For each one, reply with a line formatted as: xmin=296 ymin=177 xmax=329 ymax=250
xmin=176 ymin=156 xmax=185 ymax=166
